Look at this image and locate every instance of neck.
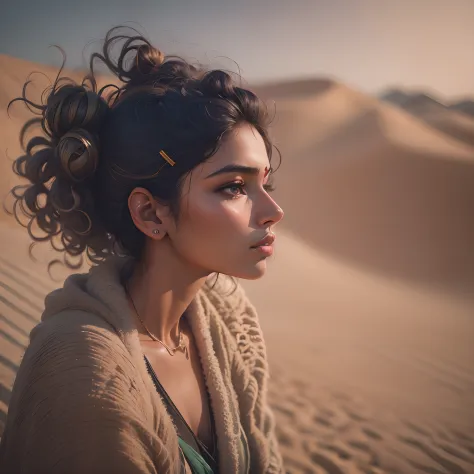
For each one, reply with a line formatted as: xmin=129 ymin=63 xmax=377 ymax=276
xmin=125 ymin=241 xmax=210 ymax=346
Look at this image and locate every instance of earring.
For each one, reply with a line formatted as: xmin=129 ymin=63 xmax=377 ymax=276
xmin=152 ymin=229 xmax=159 ymax=235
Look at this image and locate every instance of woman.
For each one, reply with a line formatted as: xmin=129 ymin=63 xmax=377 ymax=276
xmin=0 ymin=27 xmax=284 ymax=474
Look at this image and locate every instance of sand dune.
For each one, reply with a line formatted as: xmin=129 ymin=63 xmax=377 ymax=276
xmin=412 ymin=109 xmax=474 ymax=148
xmin=451 ymin=100 xmax=474 ymax=118
xmin=379 ymin=90 xmax=474 ymax=147
xmin=257 ymin=80 xmax=474 ymax=297
xmin=1 ymin=56 xmax=474 ymax=474
xmin=241 ymin=231 xmax=474 ymax=473
xmin=0 ymin=225 xmax=64 ymax=435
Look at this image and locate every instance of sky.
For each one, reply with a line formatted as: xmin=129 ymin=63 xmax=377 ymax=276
xmin=0 ymin=0 xmax=473 ymax=100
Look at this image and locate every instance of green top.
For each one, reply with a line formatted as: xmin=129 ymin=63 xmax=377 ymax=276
xmin=144 ymin=355 xmax=250 ymax=473
xmin=177 ymin=430 xmax=250 ymax=473
xmin=144 ymin=356 xmax=219 ymax=473
xmin=178 ymin=437 xmax=215 ymax=474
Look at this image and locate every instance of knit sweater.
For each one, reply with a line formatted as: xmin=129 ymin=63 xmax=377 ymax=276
xmin=0 ymin=256 xmax=283 ymax=474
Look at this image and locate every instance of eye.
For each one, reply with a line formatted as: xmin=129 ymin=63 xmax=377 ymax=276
xmin=218 ymin=179 xmax=276 ymax=198
xmin=219 ymin=181 xmax=246 ymax=198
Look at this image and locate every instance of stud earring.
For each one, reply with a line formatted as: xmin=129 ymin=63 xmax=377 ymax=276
xmin=152 ymin=229 xmax=159 ymax=235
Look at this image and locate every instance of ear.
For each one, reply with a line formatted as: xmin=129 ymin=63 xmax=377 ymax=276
xmin=128 ymin=187 xmax=171 ymax=240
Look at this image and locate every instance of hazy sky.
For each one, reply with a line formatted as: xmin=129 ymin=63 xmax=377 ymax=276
xmin=1 ymin=0 xmax=473 ymax=99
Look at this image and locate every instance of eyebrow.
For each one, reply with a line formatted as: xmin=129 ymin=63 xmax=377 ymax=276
xmin=205 ymin=164 xmax=263 ymax=179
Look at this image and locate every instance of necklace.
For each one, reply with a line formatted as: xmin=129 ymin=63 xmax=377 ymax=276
xmin=125 ymin=284 xmax=189 ymax=360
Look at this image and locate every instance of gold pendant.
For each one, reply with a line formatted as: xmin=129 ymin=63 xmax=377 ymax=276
xmin=178 ymin=332 xmax=189 ymax=359
xmin=177 ymin=342 xmax=189 ymax=359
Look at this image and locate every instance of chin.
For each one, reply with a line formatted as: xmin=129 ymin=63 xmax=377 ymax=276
xmin=233 ymin=259 xmax=268 ymax=280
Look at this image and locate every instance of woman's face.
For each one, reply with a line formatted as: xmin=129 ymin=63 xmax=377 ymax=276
xmin=167 ymin=123 xmax=284 ymax=280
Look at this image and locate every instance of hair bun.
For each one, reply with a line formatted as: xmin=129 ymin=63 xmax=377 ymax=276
xmin=46 ymin=85 xmax=108 ymax=138
xmin=126 ymin=43 xmax=165 ymax=87
xmin=92 ymin=27 xmax=198 ymax=96
xmin=57 ymin=129 xmax=99 ymax=182
xmin=135 ymin=43 xmax=165 ymax=74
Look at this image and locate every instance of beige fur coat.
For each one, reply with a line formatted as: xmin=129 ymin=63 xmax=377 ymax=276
xmin=0 ymin=256 xmax=283 ymax=473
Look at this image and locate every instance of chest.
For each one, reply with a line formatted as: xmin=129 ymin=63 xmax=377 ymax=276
xmin=141 ymin=338 xmax=214 ymax=451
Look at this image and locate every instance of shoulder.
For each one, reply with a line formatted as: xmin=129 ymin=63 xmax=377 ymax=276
xmin=18 ymin=309 xmax=138 ymax=405
xmin=2 ymin=310 xmax=155 ymax=472
xmin=30 ymin=309 xmax=126 ymax=362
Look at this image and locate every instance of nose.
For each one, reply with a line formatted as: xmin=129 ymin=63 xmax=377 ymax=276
xmin=258 ymin=193 xmax=284 ymax=228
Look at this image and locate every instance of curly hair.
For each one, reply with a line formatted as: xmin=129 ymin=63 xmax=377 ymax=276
xmin=7 ymin=26 xmax=280 ymax=271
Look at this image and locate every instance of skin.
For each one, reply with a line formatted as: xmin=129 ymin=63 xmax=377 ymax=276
xmin=124 ymin=123 xmax=284 ymax=456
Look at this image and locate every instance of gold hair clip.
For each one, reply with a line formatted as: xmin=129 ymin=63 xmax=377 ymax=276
xmin=159 ymin=150 xmax=175 ymax=166
xmin=109 ymin=149 xmax=176 ymax=181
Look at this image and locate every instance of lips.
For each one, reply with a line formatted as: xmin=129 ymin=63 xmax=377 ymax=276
xmin=251 ymin=233 xmax=275 ymax=248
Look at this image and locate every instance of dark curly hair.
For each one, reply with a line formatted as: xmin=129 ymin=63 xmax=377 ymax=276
xmin=7 ymin=26 xmax=280 ymax=270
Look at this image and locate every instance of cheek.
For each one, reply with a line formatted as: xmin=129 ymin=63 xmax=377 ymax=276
xmin=173 ymin=194 xmax=262 ymax=275
xmin=180 ymin=195 xmax=249 ymax=249
xmin=190 ymin=200 xmax=245 ymax=236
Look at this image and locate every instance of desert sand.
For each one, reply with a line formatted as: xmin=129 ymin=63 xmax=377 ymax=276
xmin=1 ymin=54 xmax=474 ymax=473
xmin=380 ymin=90 xmax=474 ymax=147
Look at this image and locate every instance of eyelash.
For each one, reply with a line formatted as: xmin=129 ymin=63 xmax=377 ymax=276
xmin=219 ymin=180 xmax=276 ymax=198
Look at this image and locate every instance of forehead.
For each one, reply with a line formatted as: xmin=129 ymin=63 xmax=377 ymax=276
xmin=198 ymin=124 xmax=270 ymax=176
